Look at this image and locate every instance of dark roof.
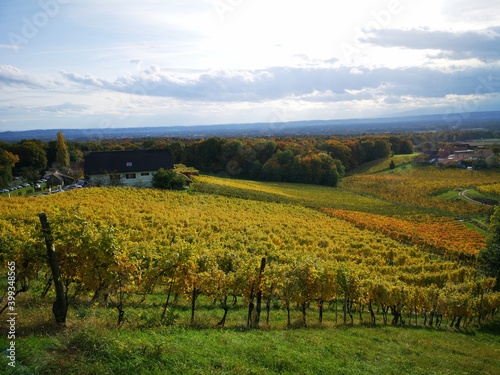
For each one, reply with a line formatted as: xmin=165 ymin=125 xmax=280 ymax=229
xmin=84 ymin=149 xmax=174 ymax=175
xmin=45 ymin=171 xmax=75 ymax=184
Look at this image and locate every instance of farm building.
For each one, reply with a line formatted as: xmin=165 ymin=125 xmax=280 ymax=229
xmin=45 ymin=171 xmax=76 ymax=188
xmin=436 ymin=149 xmax=498 ymax=168
xmin=84 ymin=149 xmax=174 ymax=187
xmin=419 ymin=143 xmax=498 ymax=168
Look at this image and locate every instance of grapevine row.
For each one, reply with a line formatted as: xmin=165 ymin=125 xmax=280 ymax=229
xmin=321 ymin=209 xmax=486 ymax=261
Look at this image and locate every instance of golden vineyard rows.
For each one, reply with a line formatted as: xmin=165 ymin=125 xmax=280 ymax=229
xmin=321 ymin=209 xmax=485 ymax=260
xmin=479 ymin=183 xmax=500 ymax=196
xmin=340 ymin=167 xmax=499 ymax=216
xmin=1 ymin=185 xmax=498 ymax=328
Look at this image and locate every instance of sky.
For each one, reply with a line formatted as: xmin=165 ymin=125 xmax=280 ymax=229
xmin=1 ymin=0 xmax=500 ymax=131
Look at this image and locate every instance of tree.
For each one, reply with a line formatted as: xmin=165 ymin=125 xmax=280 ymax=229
xmin=22 ymin=167 xmax=40 ymax=187
xmin=14 ymin=140 xmax=47 ymax=174
xmin=373 ymin=138 xmax=392 ymax=159
xmin=56 ymin=132 xmax=70 ymax=169
xmin=152 ymin=168 xmax=185 ymax=190
xmin=293 ymin=261 xmax=320 ymax=327
xmin=389 ymin=136 xmax=403 ymax=155
xmin=253 ymin=140 xmax=277 ymax=164
xmin=299 ymin=153 xmax=343 ymax=187
xmin=0 ymin=149 xmax=20 ymax=187
xmin=478 ymin=205 xmax=500 ymax=291
xmin=191 ymin=137 xmax=223 ymax=172
xmin=261 ymin=157 xmax=280 ymax=181
xmin=322 ymin=139 xmax=355 ymax=170
xmin=400 ymin=139 xmax=414 ymax=154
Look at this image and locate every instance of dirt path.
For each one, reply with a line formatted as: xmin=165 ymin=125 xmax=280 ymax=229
xmin=459 ymin=189 xmax=479 ymax=204
xmin=459 ymin=190 xmax=498 ymax=206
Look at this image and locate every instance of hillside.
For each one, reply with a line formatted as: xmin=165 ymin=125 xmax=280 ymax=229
xmin=1 ymin=162 xmax=499 ymax=374
xmin=1 ymin=111 xmax=499 ymax=142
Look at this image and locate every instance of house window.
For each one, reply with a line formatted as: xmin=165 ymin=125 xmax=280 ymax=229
xmin=125 ymin=173 xmax=136 ymax=179
xmin=126 ymin=162 xmax=133 ymax=167
xmin=141 ymin=172 xmax=150 ymax=176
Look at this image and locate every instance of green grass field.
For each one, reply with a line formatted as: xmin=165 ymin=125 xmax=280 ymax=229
xmin=346 ymin=153 xmax=420 ymax=175
xmin=2 ymin=292 xmax=500 ymax=375
xmin=2 ymin=323 xmax=500 ymax=374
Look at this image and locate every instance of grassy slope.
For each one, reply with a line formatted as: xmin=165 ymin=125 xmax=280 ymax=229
xmin=195 ymin=162 xmax=499 ymax=219
xmin=193 ymin=174 xmax=406 ymax=216
xmin=346 ymin=153 xmax=420 ymax=175
xmin=2 ymin=324 xmax=500 ymax=375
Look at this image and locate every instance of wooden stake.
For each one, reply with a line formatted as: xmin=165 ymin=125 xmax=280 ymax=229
xmin=39 ymin=213 xmax=67 ymax=325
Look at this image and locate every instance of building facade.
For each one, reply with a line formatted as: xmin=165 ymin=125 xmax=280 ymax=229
xmin=84 ymin=149 xmax=174 ymax=187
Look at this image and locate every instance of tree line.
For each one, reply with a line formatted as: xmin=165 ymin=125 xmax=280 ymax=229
xmin=0 ymin=132 xmax=77 ymax=187
xmin=2 ymin=127 xmax=500 ymax=188
xmin=146 ymin=136 xmax=414 ymax=185
xmin=1 ymin=133 xmax=415 ymax=188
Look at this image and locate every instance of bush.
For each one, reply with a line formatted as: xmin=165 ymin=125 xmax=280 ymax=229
xmin=152 ymin=168 xmax=186 ymax=190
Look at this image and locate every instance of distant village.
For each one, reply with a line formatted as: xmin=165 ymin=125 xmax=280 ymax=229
xmin=418 ymin=143 xmax=499 ymax=169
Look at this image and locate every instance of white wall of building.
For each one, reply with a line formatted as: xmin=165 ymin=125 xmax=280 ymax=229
xmin=89 ymin=171 xmax=155 ymax=187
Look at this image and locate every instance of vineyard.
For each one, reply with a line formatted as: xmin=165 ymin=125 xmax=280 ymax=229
xmin=1 ymin=160 xmax=500 ymax=373
xmin=479 ymin=182 xmax=500 ymax=196
xmin=320 ymin=209 xmax=486 ymax=260
xmin=1 ymin=174 xmax=499 ymax=329
xmin=340 ymin=166 xmax=499 ymax=217
xmin=192 ymin=174 xmax=400 ymax=214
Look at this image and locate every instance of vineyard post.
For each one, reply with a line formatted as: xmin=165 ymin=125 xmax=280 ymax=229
xmin=253 ymin=257 xmax=266 ymax=328
xmin=38 ymin=212 xmax=67 ymax=325
xmin=247 ymin=257 xmax=266 ymax=327
xmin=334 ymin=295 xmax=338 ymax=325
xmin=160 ymin=281 xmax=174 ymax=322
xmin=190 ymin=287 xmax=198 ymax=325
xmin=247 ymin=290 xmax=254 ymax=327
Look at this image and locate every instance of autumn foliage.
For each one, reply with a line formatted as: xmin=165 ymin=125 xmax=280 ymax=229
xmin=321 ymin=209 xmax=486 ymax=260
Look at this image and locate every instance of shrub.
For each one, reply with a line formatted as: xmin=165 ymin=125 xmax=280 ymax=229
xmin=152 ymin=168 xmax=186 ymax=190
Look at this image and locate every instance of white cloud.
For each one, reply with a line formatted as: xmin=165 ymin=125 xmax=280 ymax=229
xmin=362 ymin=26 xmax=500 ymax=62
xmin=442 ymin=0 xmax=500 ymax=24
xmin=60 ymin=71 xmax=109 ymax=88
xmin=0 ymin=65 xmax=47 ymax=88
xmin=129 ymin=59 xmax=143 ymax=69
xmin=41 ymin=103 xmax=89 ymax=114
xmin=57 ymin=64 xmax=500 ymax=104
